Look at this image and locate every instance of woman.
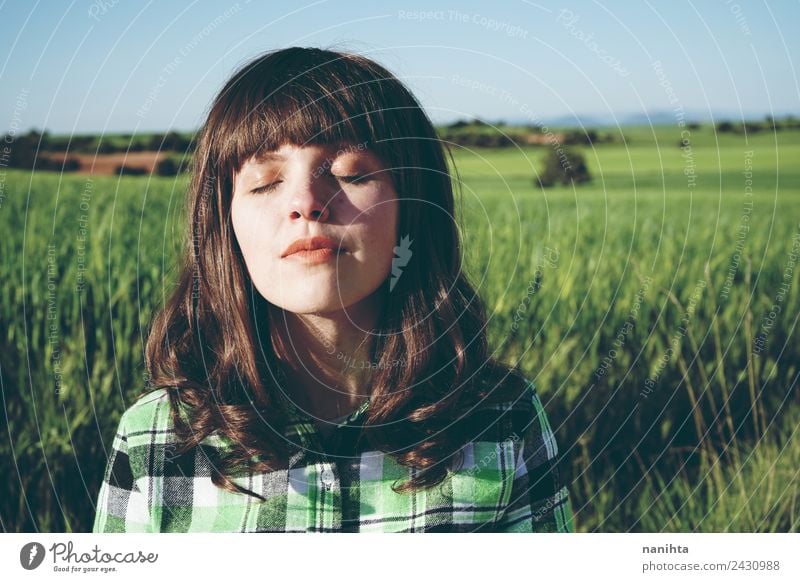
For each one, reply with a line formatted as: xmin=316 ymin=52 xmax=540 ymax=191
xmin=92 ymin=46 xmax=575 ymax=533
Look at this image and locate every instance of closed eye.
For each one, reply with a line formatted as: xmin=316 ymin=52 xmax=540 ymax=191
xmin=332 ymin=173 xmax=370 ymax=185
xmin=250 ymin=180 xmax=281 ymax=194
xmin=250 ymin=174 xmax=371 ymax=194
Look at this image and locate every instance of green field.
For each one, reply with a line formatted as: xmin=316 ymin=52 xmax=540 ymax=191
xmin=1 ymin=124 xmax=798 ymax=532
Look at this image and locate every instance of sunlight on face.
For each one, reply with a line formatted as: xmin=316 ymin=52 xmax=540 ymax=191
xmin=231 ymin=142 xmax=399 ymax=315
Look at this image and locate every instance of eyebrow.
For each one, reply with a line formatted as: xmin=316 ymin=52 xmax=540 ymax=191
xmin=253 ymin=151 xmax=286 ymax=161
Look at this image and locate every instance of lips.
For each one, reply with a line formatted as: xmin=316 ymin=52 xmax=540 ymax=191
xmin=281 ymin=235 xmax=346 ymax=258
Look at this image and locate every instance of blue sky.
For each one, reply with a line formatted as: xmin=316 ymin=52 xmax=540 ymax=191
xmin=1 ymin=0 xmax=798 ymax=134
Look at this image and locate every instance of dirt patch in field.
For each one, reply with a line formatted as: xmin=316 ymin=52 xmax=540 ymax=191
xmin=522 ymin=132 xmax=567 ymax=145
xmin=42 ymin=151 xmax=166 ymax=175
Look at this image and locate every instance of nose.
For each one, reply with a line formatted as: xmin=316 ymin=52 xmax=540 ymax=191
xmin=288 ymin=176 xmax=331 ymax=222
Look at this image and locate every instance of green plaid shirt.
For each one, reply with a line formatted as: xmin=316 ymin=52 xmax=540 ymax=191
xmin=93 ymin=379 xmax=575 ymax=533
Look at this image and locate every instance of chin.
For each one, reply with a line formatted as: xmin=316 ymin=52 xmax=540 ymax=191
xmin=260 ymin=287 xmax=360 ymax=315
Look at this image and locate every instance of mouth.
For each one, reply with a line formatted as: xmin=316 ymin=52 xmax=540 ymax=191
xmin=284 ymin=247 xmax=346 ymax=265
xmin=281 ymin=235 xmax=350 ymax=265
xmin=281 ymin=235 xmax=347 ymax=258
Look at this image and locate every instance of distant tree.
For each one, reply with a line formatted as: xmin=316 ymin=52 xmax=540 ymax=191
xmin=447 ymin=119 xmax=470 ymax=129
xmin=147 ymin=133 xmax=165 ymax=150
xmin=496 ymin=133 xmax=516 ymax=147
xmin=38 ymin=130 xmax=51 ymax=150
xmin=164 ymin=131 xmax=190 ymax=151
xmin=72 ymin=135 xmax=95 ymax=152
xmin=561 ymin=129 xmax=599 ymax=146
xmin=4 ymin=129 xmax=42 ymax=168
xmin=147 ymin=131 xmax=191 ymax=152
xmin=97 ymin=140 xmax=116 ymax=154
xmin=687 ymin=122 xmax=701 ymax=130
xmin=536 ymin=147 xmax=591 ymax=188
xmin=473 ymin=134 xmax=494 ymax=148
xmin=742 ymin=121 xmax=763 ymax=134
xmin=716 ymin=120 xmax=735 ymax=133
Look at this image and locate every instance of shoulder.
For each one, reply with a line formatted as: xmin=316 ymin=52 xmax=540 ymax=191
xmin=118 ymin=387 xmax=175 ymax=438
xmin=471 ymin=364 xmax=539 ymax=420
xmin=457 ymin=367 xmax=540 ymax=443
xmin=470 ymin=367 xmax=560 ymax=456
xmin=116 ymin=387 xmax=235 ymax=464
xmin=472 ymin=363 xmax=531 ymax=404
xmin=113 ymin=387 xmax=196 ymax=464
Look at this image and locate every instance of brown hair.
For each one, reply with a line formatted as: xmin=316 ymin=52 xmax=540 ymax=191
xmin=144 ymin=46 xmax=528 ymax=500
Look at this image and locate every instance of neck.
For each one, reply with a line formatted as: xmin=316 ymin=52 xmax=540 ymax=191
xmin=268 ymin=292 xmax=383 ymax=421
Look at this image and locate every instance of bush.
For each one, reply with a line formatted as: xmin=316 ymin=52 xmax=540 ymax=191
xmin=440 ymin=130 xmax=517 ymax=149
xmin=61 ymin=157 xmax=81 ymax=172
xmin=116 ymin=164 xmax=147 ymax=176
xmin=536 ymin=147 xmax=591 ymax=188
xmin=562 ymin=129 xmax=598 ymax=145
xmin=33 ymin=156 xmax=81 ymax=172
xmin=155 ymin=157 xmax=179 ymax=176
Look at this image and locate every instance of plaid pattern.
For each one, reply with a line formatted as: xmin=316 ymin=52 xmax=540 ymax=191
xmin=93 ymin=378 xmax=575 ymax=533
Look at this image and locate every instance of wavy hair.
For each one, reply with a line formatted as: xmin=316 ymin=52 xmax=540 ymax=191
xmin=144 ymin=46 xmax=529 ymax=500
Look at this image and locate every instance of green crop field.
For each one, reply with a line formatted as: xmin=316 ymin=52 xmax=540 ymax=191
xmin=1 ymin=124 xmax=798 ymax=532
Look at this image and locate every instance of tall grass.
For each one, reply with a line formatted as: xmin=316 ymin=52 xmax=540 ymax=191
xmin=1 ymin=170 xmax=185 ymax=531
xmin=1 ymin=126 xmax=798 ymax=531
xmin=454 ymin=126 xmax=800 ymax=531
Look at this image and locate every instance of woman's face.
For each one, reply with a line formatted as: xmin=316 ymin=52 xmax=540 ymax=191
xmin=231 ymin=142 xmax=399 ymax=315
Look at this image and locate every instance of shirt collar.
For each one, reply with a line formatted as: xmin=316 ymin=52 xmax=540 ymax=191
xmin=272 ymin=362 xmax=371 ymax=431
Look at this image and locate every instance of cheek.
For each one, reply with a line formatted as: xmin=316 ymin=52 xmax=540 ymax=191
xmin=231 ymin=199 xmax=276 ymax=267
xmin=231 ymin=203 xmax=256 ymax=251
xmin=356 ymin=197 xmax=398 ymax=270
